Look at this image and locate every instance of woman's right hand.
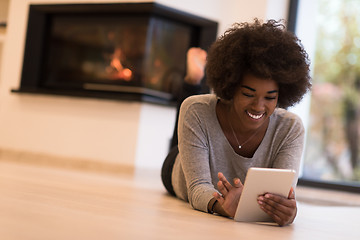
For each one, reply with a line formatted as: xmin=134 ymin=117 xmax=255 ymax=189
xmin=213 ymin=172 xmax=243 ymax=217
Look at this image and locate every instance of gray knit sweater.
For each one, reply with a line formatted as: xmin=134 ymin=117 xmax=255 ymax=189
xmin=172 ymin=94 xmax=304 ymax=213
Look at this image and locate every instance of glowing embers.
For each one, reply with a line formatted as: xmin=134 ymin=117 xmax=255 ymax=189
xmin=107 ymin=47 xmax=133 ymax=81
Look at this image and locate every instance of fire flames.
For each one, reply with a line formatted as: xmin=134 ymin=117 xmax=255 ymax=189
xmin=106 ymin=47 xmax=133 ymax=81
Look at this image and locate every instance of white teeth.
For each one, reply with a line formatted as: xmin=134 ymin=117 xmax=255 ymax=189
xmin=247 ymin=111 xmax=264 ymax=119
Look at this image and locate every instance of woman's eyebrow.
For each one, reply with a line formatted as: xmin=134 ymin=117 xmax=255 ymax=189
xmin=241 ymin=85 xmax=278 ymax=94
xmin=241 ymin=85 xmax=256 ymax=91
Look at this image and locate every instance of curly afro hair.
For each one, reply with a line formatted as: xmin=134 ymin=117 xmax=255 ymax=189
xmin=206 ymin=19 xmax=311 ymax=108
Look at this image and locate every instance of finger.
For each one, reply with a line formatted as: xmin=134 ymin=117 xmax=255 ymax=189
xmin=259 ymin=205 xmax=287 ymax=226
xmin=288 ymin=187 xmax=295 ymax=199
xmin=258 ymin=198 xmax=290 ymax=226
xmin=264 ymin=193 xmax=296 ymax=209
xmin=218 ymin=172 xmax=234 ymax=191
xmin=217 ymin=180 xmax=228 ymax=196
xmin=258 ymin=195 xmax=290 ymax=217
xmin=233 ymin=178 xmax=244 ymax=188
xmin=259 ymin=198 xmax=296 ymax=227
xmin=258 ymin=194 xmax=297 ymax=222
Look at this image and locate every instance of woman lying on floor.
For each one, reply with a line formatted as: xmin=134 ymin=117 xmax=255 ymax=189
xmin=161 ymin=19 xmax=311 ymax=226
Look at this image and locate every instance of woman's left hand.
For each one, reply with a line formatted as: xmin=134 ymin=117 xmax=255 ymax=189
xmin=257 ymin=188 xmax=297 ymax=226
xmin=213 ymin=172 xmax=243 ymax=217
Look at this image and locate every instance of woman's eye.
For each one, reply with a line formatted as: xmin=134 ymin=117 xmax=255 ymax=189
xmin=242 ymin=93 xmax=254 ymax=97
xmin=265 ymin=96 xmax=277 ymax=100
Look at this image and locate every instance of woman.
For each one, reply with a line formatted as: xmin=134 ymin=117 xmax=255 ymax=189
xmin=161 ymin=19 xmax=311 ymax=226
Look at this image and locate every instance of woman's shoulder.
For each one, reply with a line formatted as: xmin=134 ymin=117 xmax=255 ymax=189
xmin=180 ymin=94 xmax=217 ymax=110
xmin=271 ymin=108 xmax=304 ymax=132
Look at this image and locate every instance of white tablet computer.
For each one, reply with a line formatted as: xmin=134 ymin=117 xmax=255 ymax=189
xmin=234 ymin=167 xmax=296 ymax=222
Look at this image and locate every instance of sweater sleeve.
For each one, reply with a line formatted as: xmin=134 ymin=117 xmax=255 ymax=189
xmin=271 ymin=113 xmax=305 ymax=187
xmin=177 ymin=97 xmax=217 ymax=212
xmin=170 ymin=82 xmax=203 ymax=149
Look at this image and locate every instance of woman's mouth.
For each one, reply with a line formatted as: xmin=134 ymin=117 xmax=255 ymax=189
xmin=246 ymin=111 xmax=264 ymax=120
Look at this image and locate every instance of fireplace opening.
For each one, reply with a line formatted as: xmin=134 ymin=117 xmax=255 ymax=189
xmin=13 ymin=3 xmax=218 ymax=105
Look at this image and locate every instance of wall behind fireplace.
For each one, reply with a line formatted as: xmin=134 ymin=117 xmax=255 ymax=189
xmin=0 ymin=0 xmax=289 ymax=170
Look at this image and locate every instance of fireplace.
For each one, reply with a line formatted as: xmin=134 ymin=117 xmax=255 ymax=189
xmin=13 ymin=3 xmax=218 ymax=104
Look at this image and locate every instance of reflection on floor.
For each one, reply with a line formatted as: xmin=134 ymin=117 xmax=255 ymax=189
xmin=0 ymin=156 xmax=359 ymax=240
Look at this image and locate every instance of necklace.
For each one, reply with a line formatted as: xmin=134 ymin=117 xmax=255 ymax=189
xmin=227 ymin=110 xmax=264 ymax=149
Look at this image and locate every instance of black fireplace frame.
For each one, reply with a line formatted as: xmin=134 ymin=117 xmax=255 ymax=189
xmin=12 ymin=2 xmax=218 ymax=105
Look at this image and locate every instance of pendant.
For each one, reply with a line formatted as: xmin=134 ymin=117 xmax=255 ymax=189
xmin=238 ymin=145 xmax=242 ymax=149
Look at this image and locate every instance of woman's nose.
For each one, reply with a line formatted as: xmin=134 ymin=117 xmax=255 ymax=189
xmin=251 ymin=98 xmax=265 ymax=111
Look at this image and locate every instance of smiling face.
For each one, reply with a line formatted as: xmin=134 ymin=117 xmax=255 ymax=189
xmin=231 ymin=74 xmax=279 ymax=132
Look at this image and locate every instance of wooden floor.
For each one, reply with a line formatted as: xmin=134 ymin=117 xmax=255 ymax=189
xmin=1 ymin=159 xmax=360 ymax=240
